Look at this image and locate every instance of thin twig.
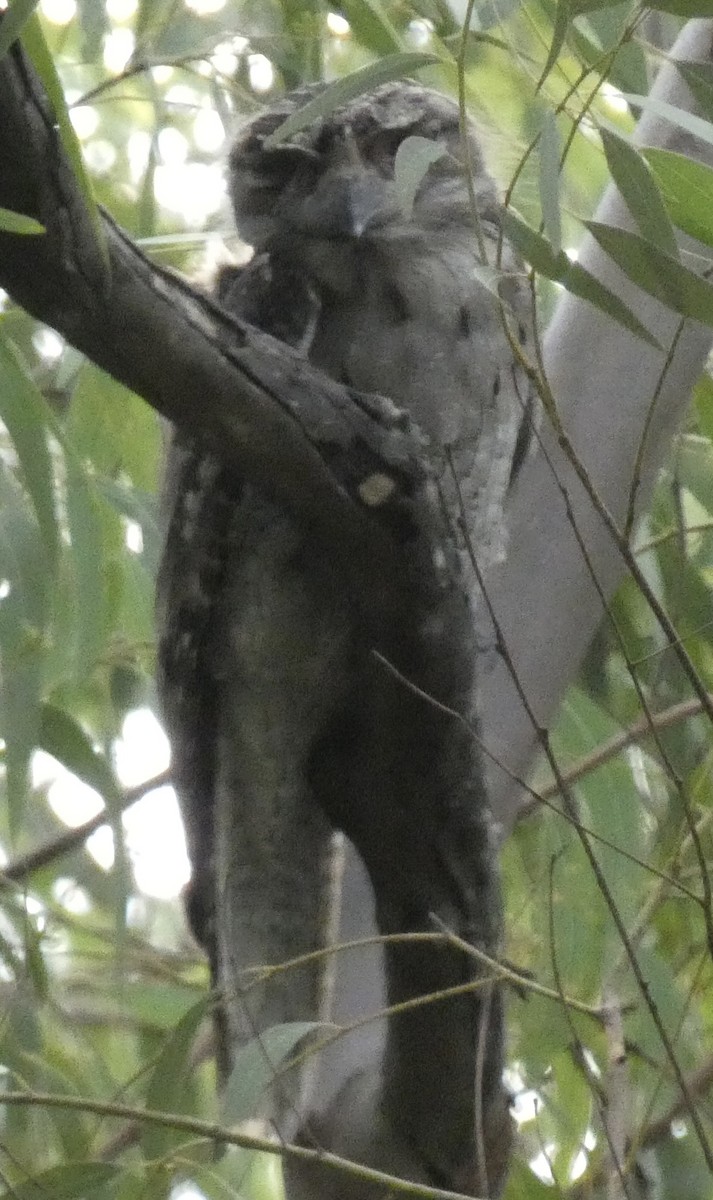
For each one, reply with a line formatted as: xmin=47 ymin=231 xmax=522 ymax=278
xmin=0 ymin=770 xmax=172 ymax=883
xmin=0 ymin=1089 xmax=477 ymax=1200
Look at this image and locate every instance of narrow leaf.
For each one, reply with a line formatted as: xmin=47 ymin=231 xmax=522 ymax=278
xmin=502 ymin=211 xmax=659 ymax=345
xmin=0 ymin=1162 xmax=121 ymax=1200
xmin=643 ymin=147 xmax=713 ymax=249
xmin=0 ymin=206 xmax=44 ymax=234
xmin=394 ymin=136 xmax=447 ymax=218
xmin=265 ymin=54 xmax=442 ymax=146
xmin=644 ymin=0 xmax=713 ymax=15
xmin=0 ymin=0 xmax=41 ymax=58
xmin=21 ymin=15 xmax=108 ymax=273
xmin=0 ymin=471 xmax=50 ymax=837
xmin=600 ymin=127 xmax=678 ymax=257
xmin=470 ymin=0 xmax=524 ymax=31
xmin=223 ymin=1022 xmax=326 ymax=1125
xmin=0 ymin=331 xmax=59 ymax=564
xmin=676 ymin=60 xmax=713 ymax=123
xmin=622 ymin=92 xmax=713 ymax=149
xmin=339 ymin=0 xmax=404 ymax=55
xmin=502 ymin=209 xmax=561 ymax=275
xmin=564 ymin=262 xmax=660 ymax=347
xmin=65 ymin=456 xmax=106 ymax=676
xmin=39 ymin=703 xmax=121 ymax=803
xmin=539 ymin=109 xmax=562 ymax=255
xmin=587 ymin=220 xmax=713 ymax=327
xmin=537 ymin=0 xmax=569 ymax=92
xmin=143 ymin=997 xmax=211 ymax=1161
xmin=184 ymin=1160 xmax=251 ymax=1200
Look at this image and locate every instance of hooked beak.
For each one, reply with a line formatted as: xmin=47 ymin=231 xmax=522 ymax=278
xmin=293 ymin=167 xmax=396 ymax=239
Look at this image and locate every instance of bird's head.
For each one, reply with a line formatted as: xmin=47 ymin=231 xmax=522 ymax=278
xmin=228 ymin=81 xmax=499 ymax=250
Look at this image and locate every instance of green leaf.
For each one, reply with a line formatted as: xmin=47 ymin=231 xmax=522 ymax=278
xmin=675 ymin=60 xmax=713 ymax=123
xmin=536 ymin=0 xmax=623 ymax=88
xmin=264 ymin=54 xmax=442 ymax=145
xmin=0 ymin=206 xmax=44 ymax=235
xmin=185 ymin=1158 xmax=253 ymax=1200
xmin=654 ymin=1126 xmax=712 ymax=1200
xmin=222 ymin=1022 xmax=326 ymax=1124
xmin=67 ymin=365 xmax=162 ymax=494
xmin=134 ymin=0 xmax=176 ymax=48
xmin=693 ymin=371 xmax=713 ymax=443
xmin=97 ymin=481 xmax=161 ymax=578
xmin=622 ymin=92 xmax=713 ymax=148
xmin=600 ymin=128 xmax=678 ymax=257
xmin=143 ymin=997 xmax=211 ymax=1161
xmin=586 ymin=220 xmax=713 ymax=326
xmin=39 ymin=703 xmax=121 ymax=804
xmin=0 ymin=0 xmax=41 ymax=58
xmin=645 ymin=0 xmax=713 ymax=14
xmin=0 ymin=330 xmax=59 ymax=565
xmin=538 ymin=109 xmax=562 ymax=255
xmin=538 ymin=0 xmax=569 ymax=91
xmin=0 ymin=472 xmax=50 ymax=838
xmin=503 ymin=209 xmax=562 ymax=275
xmin=65 ymin=457 xmax=107 ymax=677
xmin=643 ymin=147 xmax=713 ymax=249
xmin=394 ymin=136 xmax=447 ymax=218
xmin=469 ymin=0 xmax=524 ymax=31
xmin=556 ymin=689 xmax=650 ymax=932
xmin=21 ymin=15 xmax=108 ymax=274
xmin=542 ymin=1050 xmax=592 ymax=1184
xmin=564 ymin=260 xmax=660 ymax=346
xmin=502 ymin=211 xmax=659 ymax=346
xmin=21 ymin=910 xmax=49 ymax=1000
xmin=0 ymin=1162 xmax=122 ymax=1200
xmin=339 ymin=0 xmax=404 ymax=55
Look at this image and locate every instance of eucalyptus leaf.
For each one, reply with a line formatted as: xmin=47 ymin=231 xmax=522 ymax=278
xmin=0 ymin=1162 xmax=122 ymax=1200
xmin=0 ymin=470 xmax=50 ymax=837
xmin=623 ymin=92 xmax=713 ymax=148
xmin=339 ymin=0 xmax=404 ymax=55
xmin=503 ymin=211 xmax=659 ymax=345
xmin=643 ymin=147 xmax=713 ymax=249
xmin=64 ymin=456 xmax=106 ymax=677
xmin=600 ymin=127 xmax=678 ymax=257
xmin=39 ymin=702 xmax=121 ymax=804
xmin=538 ymin=109 xmax=562 ymax=255
xmin=0 ymin=205 xmax=43 ymax=234
xmin=587 ymin=220 xmax=713 ymax=326
xmin=265 ymin=54 xmax=442 ymax=146
xmin=676 ymin=60 xmax=713 ymax=122
xmin=143 ymin=997 xmax=212 ymax=1161
xmin=0 ymin=330 xmax=59 ymax=564
xmin=0 ymin=0 xmax=41 ymax=58
xmin=21 ymin=15 xmax=108 ymax=273
xmin=223 ymin=1021 xmax=328 ymax=1125
xmin=394 ymin=135 xmax=447 ymax=217
xmin=644 ymin=0 xmax=713 ymax=14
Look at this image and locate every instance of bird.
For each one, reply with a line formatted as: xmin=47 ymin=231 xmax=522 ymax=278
xmin=156 ymin=78 xmax=533 ymax=1196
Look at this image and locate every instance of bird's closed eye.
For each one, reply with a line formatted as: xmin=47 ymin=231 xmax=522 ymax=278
xmin=255 ymin=143 xmax=320 ymax=178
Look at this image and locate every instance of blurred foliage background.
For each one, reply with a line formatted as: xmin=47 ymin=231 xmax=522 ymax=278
xmin=2 ymin=0 xmax=713 ymax=1195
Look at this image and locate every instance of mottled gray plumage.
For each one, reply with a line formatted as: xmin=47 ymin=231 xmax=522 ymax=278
xmin=156 ymin=79 xmax=532 ymax=1184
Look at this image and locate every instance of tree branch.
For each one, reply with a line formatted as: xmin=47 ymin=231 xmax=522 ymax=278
xmin=0 ymin=770 xmax=171 ymax=883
